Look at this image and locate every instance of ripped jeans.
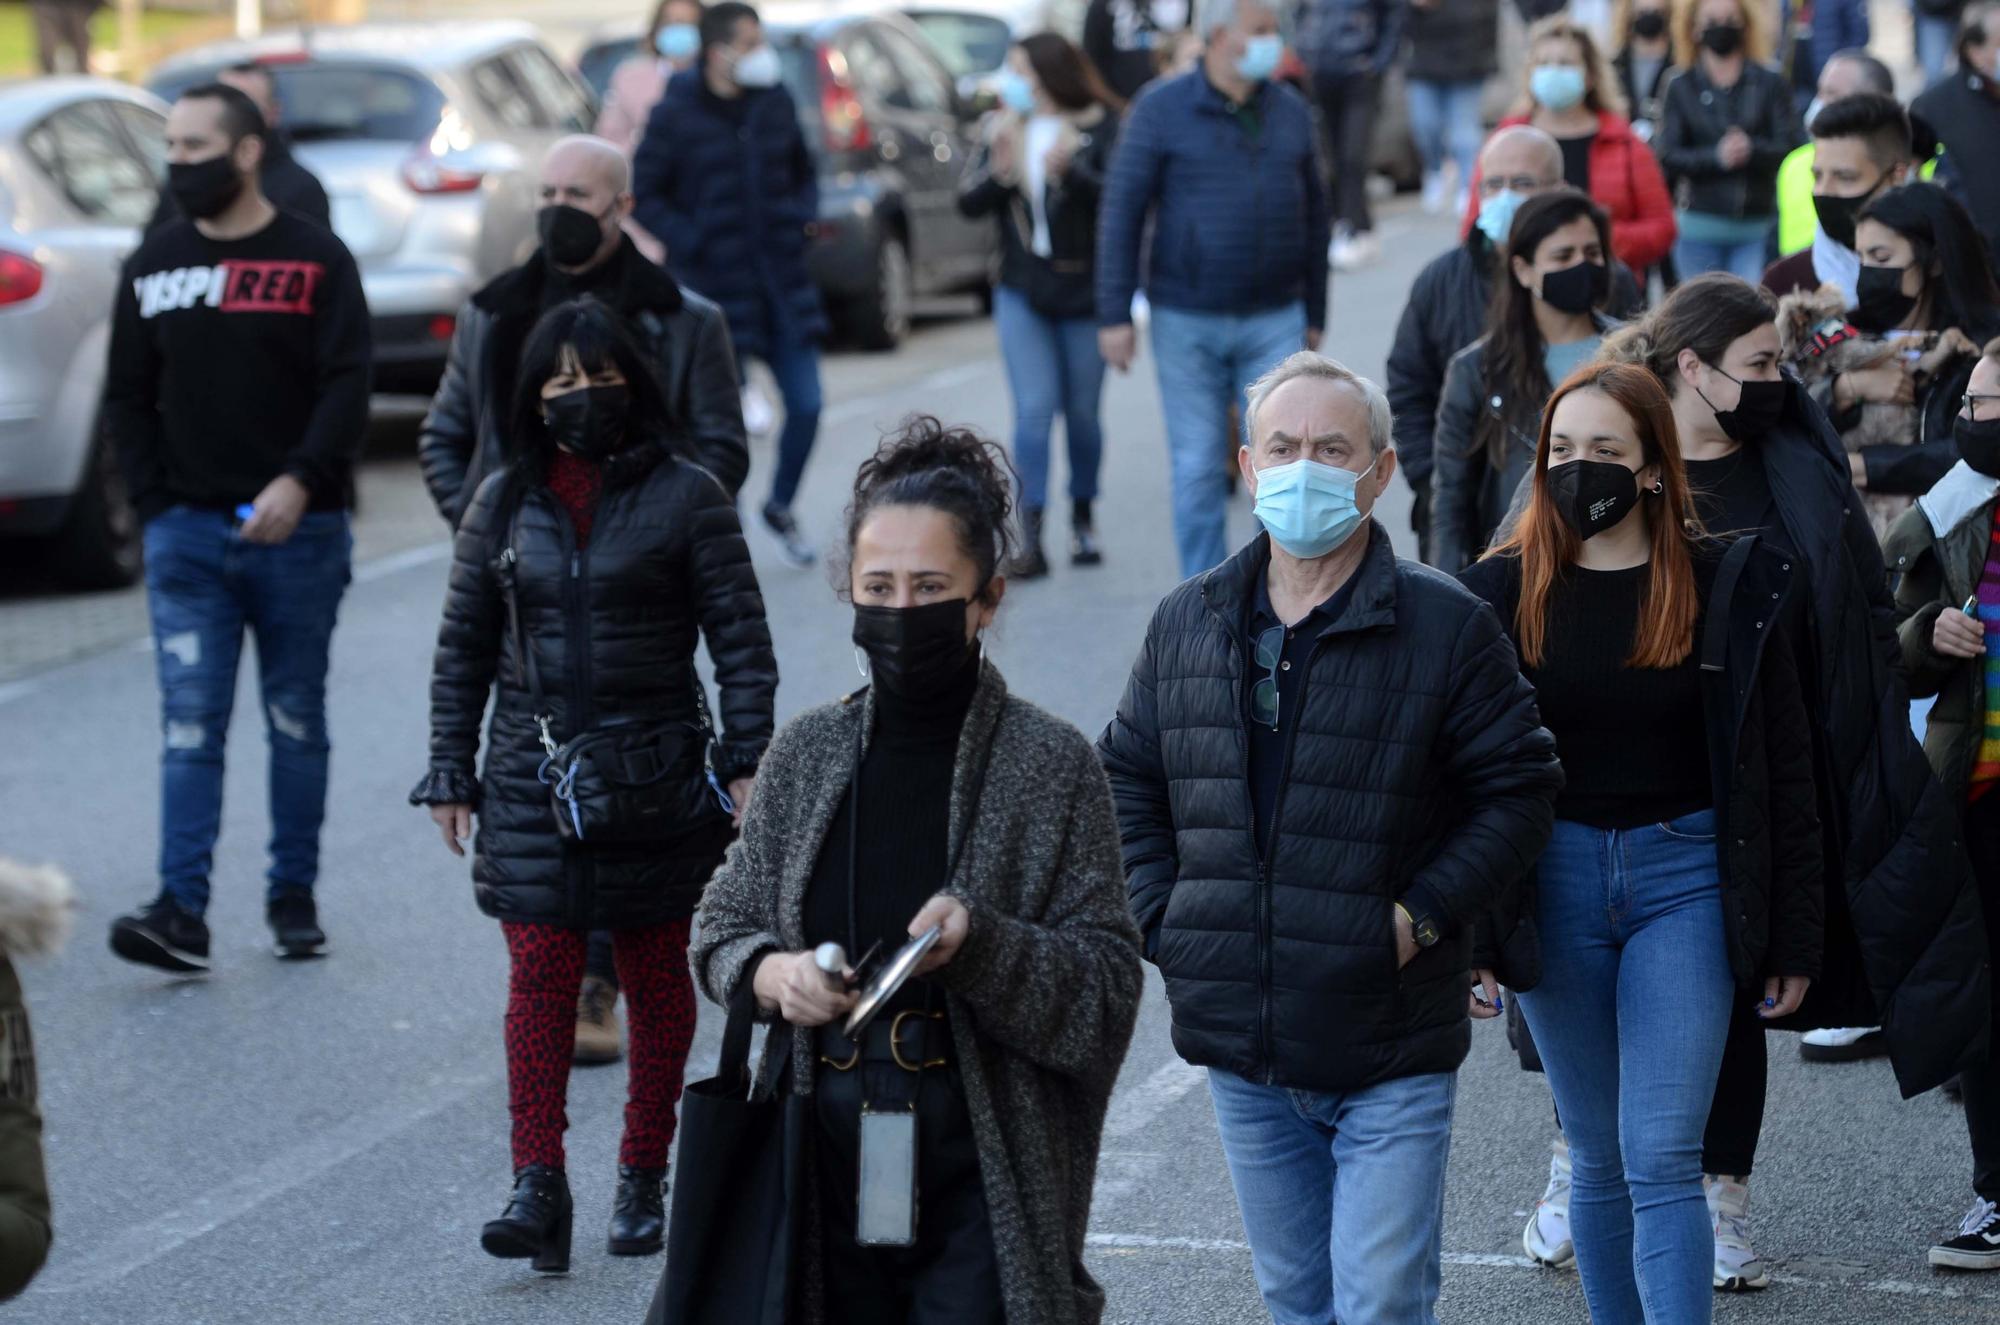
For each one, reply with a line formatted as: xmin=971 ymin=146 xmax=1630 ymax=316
xmin=144 ymin=506 xmax=352 ymax=915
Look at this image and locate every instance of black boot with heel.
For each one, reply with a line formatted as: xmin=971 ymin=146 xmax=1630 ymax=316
xmin=1008 ymin=508 xmax=1050 ymax=580
xmin=481 ymin=1164 xmax=573 ymax=1274
xmin=608 ymin=1165 xmax=669 ymax=1256
xmin=1071 ymin=499 xmax=1103 ymax=566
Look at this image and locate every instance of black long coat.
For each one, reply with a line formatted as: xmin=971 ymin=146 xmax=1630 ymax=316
xmin=413 ymin=441 xmax=777 ymax=927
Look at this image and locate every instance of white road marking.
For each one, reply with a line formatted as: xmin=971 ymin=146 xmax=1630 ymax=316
xmin=351 ymin=540 xmax=449 ymax=584
xmin=1102 ymin=1059 xmax=1207 ymax=1140
xmin=822 ymin=362 xmax=990 ymax=429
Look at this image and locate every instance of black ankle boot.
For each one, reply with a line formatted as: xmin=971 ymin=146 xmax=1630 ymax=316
xmin=482 ymin=1164 xmax=573 ymax=1273
xmin=1008 ymin=508 xmax=1049 ymax=579
xmin=608 ymin=1164 xmax=669 ymax=1256
xmin=1071 ymin=500 xmax=1103 ymax=566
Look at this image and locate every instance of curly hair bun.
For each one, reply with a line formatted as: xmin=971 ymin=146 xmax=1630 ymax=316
xmin=846 ymin=415 xmax=1019 ymax=591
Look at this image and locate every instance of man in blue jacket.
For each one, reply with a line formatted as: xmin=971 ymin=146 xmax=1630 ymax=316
xmin=1095 ymin=0 xmax=1330 ymax=580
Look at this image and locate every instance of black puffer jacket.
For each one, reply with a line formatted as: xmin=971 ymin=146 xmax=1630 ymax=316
xmin=1654 ymin=61 xmax=1802 ymax=220
xmin=1460 ymin=538 xmax=1825 ymax=986
xmin=1403 ymin=0 xmax=1498 ymax=83
xmin=957 ymin=110 xmax=1121 ymax=323
xmin=1098 ymin=527 xmax=1563 ymax=1093
xmin=412 ymin=441 xmax=777 ymax=927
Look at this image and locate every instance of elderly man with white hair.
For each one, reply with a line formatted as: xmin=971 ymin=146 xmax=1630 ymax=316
xmin=1099 ymin=353 xmax=1561 ymax=1325
xmin=1094 ymin=0 xmax=1330 ymax=580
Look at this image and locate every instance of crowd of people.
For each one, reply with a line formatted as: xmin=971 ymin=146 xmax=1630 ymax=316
xmin=21 ymin=0 xmax=2000 ymax=1319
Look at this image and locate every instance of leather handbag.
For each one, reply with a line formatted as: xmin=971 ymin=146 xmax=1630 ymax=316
xmin=646 ymin=982 xmax=804 ymax=1325
xmin=496 ymin=534 xmax=734 ymax=848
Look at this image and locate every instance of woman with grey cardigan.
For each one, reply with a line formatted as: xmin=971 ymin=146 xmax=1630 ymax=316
xmin=691 ymin=416 xmax=1145 ymax=1325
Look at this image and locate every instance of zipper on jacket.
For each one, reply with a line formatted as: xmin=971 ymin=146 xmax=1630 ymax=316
xmin=547 ymin=496 xmax=597 ymax=929
xmin=1245 ymin=627 xmax=1322 ymax=1087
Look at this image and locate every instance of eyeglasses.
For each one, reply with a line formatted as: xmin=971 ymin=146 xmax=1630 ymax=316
xmin=1251 ymin=624 xmax=1285 ymax=731
xmin=1479 ymin=174 xmax=1557 ymax=198
xmin=1965 ymin=393 xmax=2000 ymax=422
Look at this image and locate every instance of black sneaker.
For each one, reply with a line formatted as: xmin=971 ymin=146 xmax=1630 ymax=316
xmin=267 ymin=888 xmax=327 ymax=959
xmin=760 ymin=503 xmax=817 ymax=569
xmin=109 ymin=897 xmax=210 ymax=973
xmin=1930 ymin=1198 xmax=2000 ymax=1270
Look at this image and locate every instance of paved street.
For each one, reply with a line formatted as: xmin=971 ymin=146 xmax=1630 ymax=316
xmin=4 ymin=202 xmax=1999 ymax=1324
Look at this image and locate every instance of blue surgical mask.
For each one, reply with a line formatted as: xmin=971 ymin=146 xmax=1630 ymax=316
xmin=996 ymin=69 xmax=1037 ymax=113
xmin=1252 ymin=454 xmax=1382 ymax=559
xmin=1236 ymin=33 xmax=1283 ymax=82
xmin=1530 ymin=64 xmax=1587 ymax=112
xmin=1476 ymin=188 xmax=1528 ymax=246
xmin=656 ymin=23 xmax=699 ymax=60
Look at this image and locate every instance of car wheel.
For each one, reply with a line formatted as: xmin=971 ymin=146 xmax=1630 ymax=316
xmin=50 ymin=428 xmax=142 ymax=590
xmin=847 ymin=233 xmax=912 ymax=351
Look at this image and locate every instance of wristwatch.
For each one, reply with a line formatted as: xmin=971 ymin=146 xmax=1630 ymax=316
xmin=1396 ymin=902 xmax=1440 ymax=949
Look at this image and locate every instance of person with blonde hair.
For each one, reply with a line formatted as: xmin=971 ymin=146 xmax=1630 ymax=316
xmin=1610 ymin=0 xmax=1675 ymax=134
xmin=1653 ymin=0 xmax=1801 ymax=281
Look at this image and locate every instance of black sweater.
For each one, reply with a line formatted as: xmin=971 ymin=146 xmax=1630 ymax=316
xmin=106 ymin=210 xmax=371 ymax=522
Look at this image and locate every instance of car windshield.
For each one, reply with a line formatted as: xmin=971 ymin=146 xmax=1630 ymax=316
xmin=903 ymin=12 xmax=1012 ymax=77
xmin=149 ymin=64 xmax=444 ymax=143
xmin=576 ymin=33 xmax=818 ymax=125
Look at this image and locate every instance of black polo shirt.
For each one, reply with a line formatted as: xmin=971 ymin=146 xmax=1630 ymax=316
xmin=1245 ymin=563 xmax=1359 ymax=863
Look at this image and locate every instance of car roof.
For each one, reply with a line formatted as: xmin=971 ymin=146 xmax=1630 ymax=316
xmin=0 ymin=76 xmax=166 ymax=136
xmin=895 ymin=0 xmax=1046 ymax=26
xmin=582 ymin=2 xmax=921 ymax=49
xmin=151 ymin=20 xmax=545 ymax=81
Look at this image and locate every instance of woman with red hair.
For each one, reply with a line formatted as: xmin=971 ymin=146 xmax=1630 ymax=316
xmin=1458 ymin=360 xmax=1821 ymax=1324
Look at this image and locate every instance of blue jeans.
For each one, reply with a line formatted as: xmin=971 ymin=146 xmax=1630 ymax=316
xmin=754 ymin=303 xmax=824 ymax=510
xmin=1517 ymin=809 xmax=1735 ymax=1325
xmin=1207 ymin=1067 xmax=1455 ymax=1325
xmin=1912 ymin=4 xmax=1957 ymax=82
xmin=143 ymin=507 xmax=353 ymax=915
xmin=1404 ymin=78 xmax=1484 ymax=185
xmin=992 ymin=284 xmax=1105 ymax=511
xmin=1149 ymin=302 xmax=1306 ymax=578
xmin=1673 ymin=229 xmax=1771 ymax=284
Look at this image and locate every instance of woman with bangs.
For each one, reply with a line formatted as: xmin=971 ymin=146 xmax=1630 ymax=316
xmin=1459 ymin=360 xmax=1821 ymax=1324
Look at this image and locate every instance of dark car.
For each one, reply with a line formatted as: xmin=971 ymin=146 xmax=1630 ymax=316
xmin=580 ymin=3 xmax=996 ymax=349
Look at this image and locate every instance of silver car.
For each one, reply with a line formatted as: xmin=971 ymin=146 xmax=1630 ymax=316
xmin=149 ymin=21 xmax=600 ymax=393
xmin=0 ymin=77 xmax=165 ymax=588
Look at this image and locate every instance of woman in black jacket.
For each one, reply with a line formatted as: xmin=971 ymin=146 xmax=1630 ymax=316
xmin=1433 ymin=190 xmax=1620 ymax=572
xmin=1612 ymin=0 xmax=1675 ymax=136
xmin=1654 ymin=0 xmax=1801 ymax=281
xmin=1460 ymin=360 xmax=1821 ymax=1324
xmin=410 ymin=299 xmax=777 ymax=1273
xmin=959 ymin=33 xmax=1122 ymax=579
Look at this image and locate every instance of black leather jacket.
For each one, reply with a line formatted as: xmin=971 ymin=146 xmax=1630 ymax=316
xmin=1654 ymin=61 xmax=1802 ymax=220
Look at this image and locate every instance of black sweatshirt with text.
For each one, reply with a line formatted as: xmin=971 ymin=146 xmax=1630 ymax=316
xmin=105 ymin=210 xmax=371 ymax=522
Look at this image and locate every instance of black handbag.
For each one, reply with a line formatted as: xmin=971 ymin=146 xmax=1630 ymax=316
xmin=496 ymin=532 xmax=734 ymax=848
xmin=646 ymin=982 xmax=804 ymax=1325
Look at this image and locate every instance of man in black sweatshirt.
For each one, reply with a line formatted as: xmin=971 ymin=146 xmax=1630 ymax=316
xmin=103 ymin=83 xmax=371 ymax=974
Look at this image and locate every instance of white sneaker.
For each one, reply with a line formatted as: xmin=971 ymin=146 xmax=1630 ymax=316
xmin=1706 ymin=1176 xmax=1770 ymax=1291
xmin=1331 ymin=230 xmax=1378 ymax=272
xmin=741 ymin=382 xmax=776 ymax=439
xmin=1421 ymin=170 xmax=1449 ymax=214
xmin=1523 ymin=1139 xmax=1576 ymax=1269
xmin=1799 ymin=1026 xmax=1886 ymax=1062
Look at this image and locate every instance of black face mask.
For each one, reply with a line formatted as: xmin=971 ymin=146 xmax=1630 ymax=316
xmin=1699 ymin=365 xmax=1787 ymax=443
xmin=1632 ymin=9 xmax=1667 ymax=38
xmin=1811 ymin=185 xmax=1880 ymax=251
xmin=542 ymin=384 xmax=630 ymax=460
xmin=853 ymin=598 xmax=977 ymax=701
xmin=1699 ymin=22 xmax=1744 ymax=55
xmin=1957 ymin=415 xmax=2000 ymax=478
xmin=1540 ymin=259 xmax=1610 ymax=315
xmin=168 ymin=154 xmax=246 ymax=220
xmin=1547 ymin=459 xmax=1643 ymax=541
xmin=538 ymin=204 xmax=611 ymax=269
xmin=1853 ymin=263 xmax=1918 ymax=333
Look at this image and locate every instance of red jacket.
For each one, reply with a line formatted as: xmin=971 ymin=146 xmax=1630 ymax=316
xmin=1460 ymin=111 xmax=1677 ymax=272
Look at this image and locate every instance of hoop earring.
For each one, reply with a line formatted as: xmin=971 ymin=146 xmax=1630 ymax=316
xmin=1651 ymin=479 xmax=1665 ymax=495
xmin=854 ymin=648 xmax=871 ymax=679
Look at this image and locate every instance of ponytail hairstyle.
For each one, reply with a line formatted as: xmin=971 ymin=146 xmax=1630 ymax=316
xmin=1598 ymin=271 xmax=1774 ymax=399
xmin=842 ymin=414 xmax=1018 ymax=603
xmin=1486 ymin=361 xmax=1704 ymax=669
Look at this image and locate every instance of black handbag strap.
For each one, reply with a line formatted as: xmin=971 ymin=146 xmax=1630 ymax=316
xmin=720 ymin=972 xmax=764 ymax=1093
xmin=497 ymin=508 xmax=560 ymax=761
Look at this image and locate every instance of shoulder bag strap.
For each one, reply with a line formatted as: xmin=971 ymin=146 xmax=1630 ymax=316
xmin=497 ymin=504 xmax=560 ymax=761
xmin=1701 ymin=535 xmax=1759 ymax=674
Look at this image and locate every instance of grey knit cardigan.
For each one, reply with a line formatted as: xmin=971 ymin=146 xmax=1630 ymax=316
xmin=691 ymin=660 xmax=1145 ymax=1325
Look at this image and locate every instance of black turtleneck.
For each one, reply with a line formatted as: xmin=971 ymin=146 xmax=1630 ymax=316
xmin=802 ymin=651 xmax=981 ymax=1015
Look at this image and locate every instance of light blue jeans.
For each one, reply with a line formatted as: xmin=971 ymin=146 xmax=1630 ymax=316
xmin=1149 ymin=302 xmax=1306 ymax=578
xmin=1404 ymin=77 xmax=1485 ymax=185
xmin=1673 ymin=225 xmax=1772 ymax=284
xmin=1912 ymin=4 xmax=1957 ymax=82
xmin=992 ymin=283 xmax=1105 ymax=511
xmin=1517 ymin=808 xmax=1735 ymax=1325
xmin=1207 ymin=1066 xmax=1456 ymax=1325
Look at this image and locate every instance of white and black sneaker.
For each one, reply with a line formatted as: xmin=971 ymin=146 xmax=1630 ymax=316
xmin=761 ymin=503 xmax=817 ymax=569
xmin=109 ymin=896 xmax=210 ymax=973
xmin=1930 ymin=1197 xmax=2000 ymax=1270
xmin=1800 ymin=1026 xmax=1886 ymax=1062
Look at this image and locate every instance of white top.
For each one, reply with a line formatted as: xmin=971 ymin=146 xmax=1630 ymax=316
xmin=1023 ymin=114 xmax=1065 ymax=258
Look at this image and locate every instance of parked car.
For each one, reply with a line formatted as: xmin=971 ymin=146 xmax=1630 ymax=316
xmin=579 ymin=3 xmax=997 ymax=349
xmin=0 ymin=77 xmax=165 ymax=589
xmin=893 ymin=0 xmax=1047 ymax=101
xmin=149 ymin=21 xmax=600 ymax=393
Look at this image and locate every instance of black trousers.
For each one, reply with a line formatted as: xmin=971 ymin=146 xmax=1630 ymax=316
xmin=586 ymin=928 xmax=618 ymax=985
xmin=1701 ymin=996 xmax=1768 ymax=1178
xmin=814 ymin=1059 xmax=1005 ymax=1325
xmin=1959 ymin=792 xmax=2000 ymax=1203
xmin=1311 ymin=71 xmax=1380 ymax=234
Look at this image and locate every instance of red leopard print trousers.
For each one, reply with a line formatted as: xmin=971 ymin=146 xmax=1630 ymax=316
xmin=500 ymin=918 xmax=696 ymax=1172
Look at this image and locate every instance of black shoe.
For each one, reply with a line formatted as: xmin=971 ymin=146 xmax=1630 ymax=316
xmin=608 ymin=1164 xmax=668 ymax=1256
xmin=1071 ymin=504 xmax=1103 ymax=567
xmin=482 ymin=1165 xmax=573 ymax=1274
xmin=267 ymin=888 xmax=326 ymax=959
xmin=761 ymin=503 xmax=817 ymax=569
xmin=1930 ymin=1198 xmax=2000 ymax=1270
xmin=1007 ymin=509 xmax=1049 ymax=580
xmin=108 ymin=897 xmax=210 ymax=973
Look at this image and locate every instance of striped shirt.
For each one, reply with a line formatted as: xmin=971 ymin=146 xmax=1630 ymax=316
xmin=1972 ymin=506 xmax=2000 ymax=801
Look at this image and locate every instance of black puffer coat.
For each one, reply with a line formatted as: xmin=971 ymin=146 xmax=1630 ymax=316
xmin=1098 ymin=527 xmax=1563 ymax=1093
xmin=412 ymin=440 xmax=777 ymax=927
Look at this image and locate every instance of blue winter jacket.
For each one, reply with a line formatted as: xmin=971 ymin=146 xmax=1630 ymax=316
xmin=1095 ymin=71 xmax=1330 ymax=330
xmin=632 ymin=70 xmax=827 ymax=359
